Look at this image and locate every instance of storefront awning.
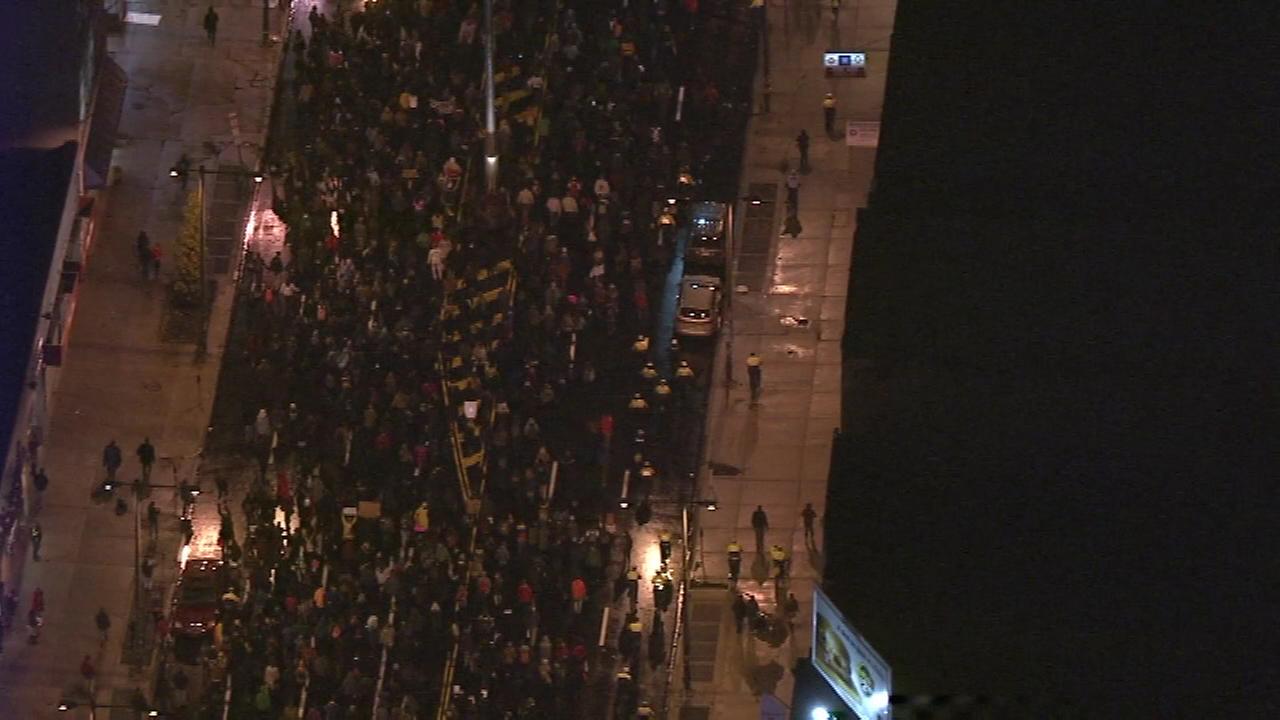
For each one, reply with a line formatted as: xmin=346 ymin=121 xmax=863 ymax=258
xmin=84 ymin=56 xmax=127 ymax=189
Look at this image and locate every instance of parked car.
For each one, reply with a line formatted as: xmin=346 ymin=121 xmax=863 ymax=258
xmin=683 ymin=201 xmax=729 ymax=269
xmin=676 ymin=275 xmax=723 ymax=337
xmin=171 ymin=557 xmax=225 ymax=638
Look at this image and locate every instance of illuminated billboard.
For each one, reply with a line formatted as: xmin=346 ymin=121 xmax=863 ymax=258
xmin=811 ymin=588 xmax=891 ymax=720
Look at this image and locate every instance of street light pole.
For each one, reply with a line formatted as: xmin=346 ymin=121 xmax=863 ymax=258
xmin=483 ymin=0 xmax=498 ymax=191
xmin=724 ymin=201 xmax=739 ymax=386
xmin=196 ymin=167 xmax=208 ymax=360
xmin=261 ymin=0 xmax=270 ymax=46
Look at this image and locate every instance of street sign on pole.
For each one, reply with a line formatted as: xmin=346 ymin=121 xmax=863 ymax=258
xmin=845 ymin=121 xmax=880 ymax=147
xmin=824 ymin=50 xmax=868 ymax=78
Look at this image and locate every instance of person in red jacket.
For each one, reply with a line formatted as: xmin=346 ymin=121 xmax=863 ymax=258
xmin=517 ymin=579 xmax=534 ymax=606
xmin=571 ymin=577 xmax=587 ymax=613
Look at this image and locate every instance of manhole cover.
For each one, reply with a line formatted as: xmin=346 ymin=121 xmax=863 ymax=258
xmin=142 ymin=381 xmax=162 ymax=392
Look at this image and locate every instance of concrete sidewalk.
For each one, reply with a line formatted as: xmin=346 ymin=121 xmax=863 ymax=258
xmin=670 ymin=0 xmax=897 ymax=718
xmin=0 ymin=1 xmax=285 ymax=715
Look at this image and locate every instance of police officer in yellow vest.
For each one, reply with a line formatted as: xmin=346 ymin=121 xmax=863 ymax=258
xmin=675 ymin=359 xmax=694 ymax=382
xmin=628 ymin=393 xmax=648 ymax=414
xmin=675 ymin=360 xmax=696 ymax=407
xmin=652 ymin=566 xmax=673 ymax=612
xmin=747 ymin=352 xmax=763 ymax=403
xmin=631 ymin=335 xmax=650 ymax=368
xmin=640 ymin=362 xmax=659 ymax=382
xmin=770 ymin=543 xmax=789 ymax=580
xmin=653 ymin=379 xmax=672 ymax=412
xmin=620 ymin=616 xmax=643 ymax=663
xmin=727 ymin=540 xmax=743 ymax=582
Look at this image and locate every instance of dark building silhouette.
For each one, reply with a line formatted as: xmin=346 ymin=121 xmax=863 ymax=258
xmin=830 ymin=3 xmax=1280 ymax=717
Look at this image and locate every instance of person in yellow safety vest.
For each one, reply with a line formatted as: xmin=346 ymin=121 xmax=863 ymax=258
xmin=653 ymin=379 xmax=672 ymax=407
xmin=413 ymin=501 xmax=430 ymax=533
xmin=654 ymin=566 xmax=674 ymax=611
xmin=632 ymin=335 xmax=650 ymax=355
xmin=628 ymin=393 xmax=649 ymax=413
xmin=659 ymin=531 xmax=673 ymax=563
xmin=747 ymin=352 xmax=763 ymax=403
xmin=823 ymin=92 xmax=838 ymax=136
xmin=675 ymin=360 xmax=694 ymax=381
xmin=637 ymin=703 xmax=654 ymax=717
xmin=640 ymin=362 xmax=659 ymax=381
xmin=770 ymin=544 xmax=789 ymax=580
xmin=616 ymin=666 xmax=637 ymax=715
xmin=727 ymin=540 xmax=743 ymax=581
xmin=620 ymin=617 xmax=643 ymax=661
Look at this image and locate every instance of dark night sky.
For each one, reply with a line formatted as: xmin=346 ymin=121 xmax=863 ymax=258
xmin=831 ymin=3 xmax=1280 ymax=717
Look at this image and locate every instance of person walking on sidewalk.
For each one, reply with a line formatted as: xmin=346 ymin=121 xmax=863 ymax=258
xmin=751 ymin=504 xmax=769 ymax=551
xmin=30 ymin=522 xmax=42 ymax=560
xmin=147 ymin=501 xmax=160 ymax=539
xmin=802 ymin=502 xmax=818 ymax=546
xmin=823 ymin=92 xmax=838 ymax=136
xmin=732 ymin=593 xmax=747 ymax=634
xmin=796 ymin=130 xmax=811 ymax=173
xmin=747 ymin=353 xmax=763 ymax=403
xmin=203 ymin=6 xmax=219 ymax=45
xmin=103 ymin=440 xmax=123 ymax=483
xmin=785 ymin=170 xmax=801 ymax=214
xmin=136 ymin=437 xmax=156 ymax=482
xmin=95 ymin=607 xmax=111 ymax=645
xmin=727 ymin=539 xmax=743 ymax=582
xmin=33 ymin=467 xmax=48 ymax=512
xmin=136 ymin=231 xmax=152 ymax=280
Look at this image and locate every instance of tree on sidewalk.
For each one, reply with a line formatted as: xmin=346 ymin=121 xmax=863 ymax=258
xmin=171 ymin=189 xmax=202 ymax=308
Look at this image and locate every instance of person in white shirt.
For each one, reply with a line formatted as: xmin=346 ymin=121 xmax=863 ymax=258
xmin=593 ymin=176 xmax=611 ymax=201
xmin=517 ymin=186 xmax=535 ymax=226
xmin=428 ymin=245 xmax=444 ymax=280
xmin=546 ymin=195 xmax=562 ymax=226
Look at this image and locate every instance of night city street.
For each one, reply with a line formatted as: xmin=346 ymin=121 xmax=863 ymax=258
xmin=4 ymin=1 xmax=1279 ymax=720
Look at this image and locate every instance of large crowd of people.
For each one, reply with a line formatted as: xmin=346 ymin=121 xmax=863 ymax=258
xmin=172 ymin=0 xmax=756 ymax=717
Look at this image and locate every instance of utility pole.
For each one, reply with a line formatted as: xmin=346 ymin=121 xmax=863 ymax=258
xmin=196 ymin=166 xmax=208 ymax=360
xmin=261 ymin=0 xmax=270 ymax=46
xmin=483 ymin=0 xmax=498 ymax=191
